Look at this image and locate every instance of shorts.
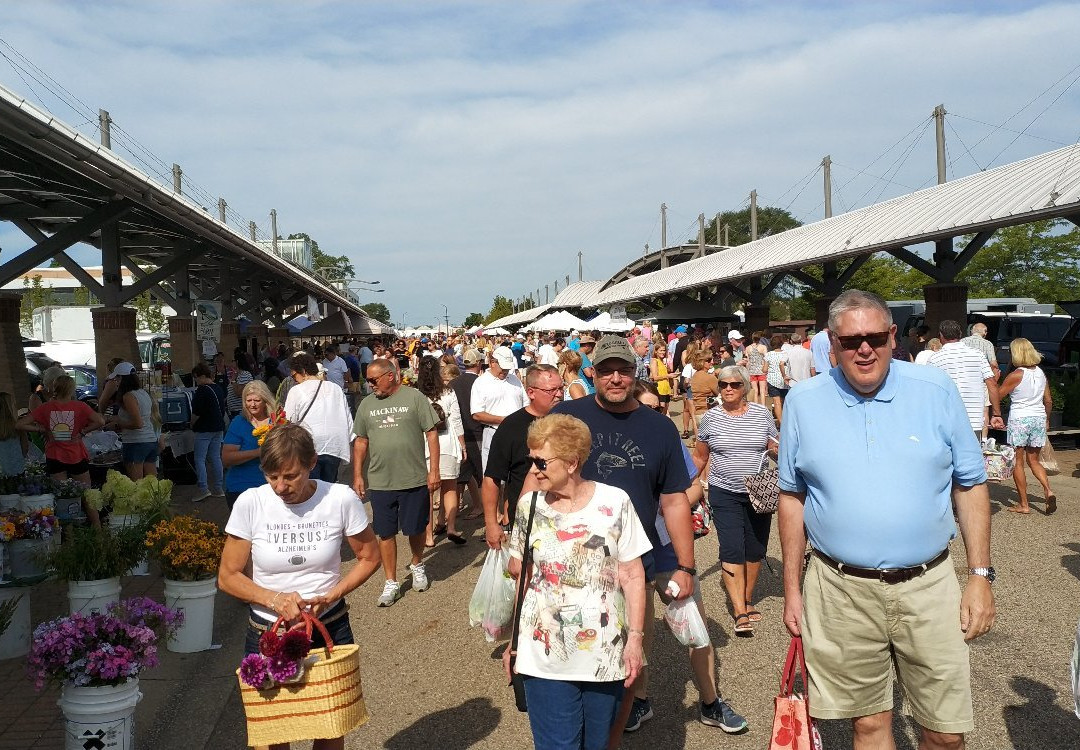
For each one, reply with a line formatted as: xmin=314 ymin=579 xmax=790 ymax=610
xmin=369 ymin=486 xmax=430 ymax=538
xmin=801 ymin=554 xmax=972 ymax=733
xmin=122 ymin=441 xmax=160 ymax=464
xmin=1007 ymin=415 xmax=1047 ymax=448
xmin=458 ymin=436 xmax=483 ymax=484
xmin=45 ymin=457 xmax=90 ymax=476
xmin=750 ymin=374 xmax=767 ymax=383
xmin=244 ymin=601 xmax=353 ymax=655
xmin=767 ymin=383 xmax=789 ymax=399
xmin=439 ymin=453 xmax=461 ymax=481
xmin=708 ymin=486 xmax=771 ymax=564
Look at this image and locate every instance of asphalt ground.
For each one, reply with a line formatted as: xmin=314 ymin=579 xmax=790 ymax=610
xmin=5 ymin=417 xmax=1079 ymax=749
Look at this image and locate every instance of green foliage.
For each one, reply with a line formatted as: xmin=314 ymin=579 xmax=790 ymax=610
xmin=0 ymin=593 xmax=21 ymax=637
xmin=289 ymin=232 xmax=355 ymax=278
xmin=485 ymin=295 xmax=514 ymax=325
xmin=463 ymin=312 xmax=484 ymax=328
xmin=132 ymin=291 xmax=166 ymax=332
xmin=360 ymin=302 xmax=391 ymax=323
xmin=957 ymin=219 xmax=1080 ymax=302
xmin=47 ymin=525 xmax=145 ymax=581
xmin=20 ymin=274 xmax=54 ymax=335
xmin=705 ymin=206 xmax=801 ymax=246
xmin=72 ymin=286 xmax=91 ymax=305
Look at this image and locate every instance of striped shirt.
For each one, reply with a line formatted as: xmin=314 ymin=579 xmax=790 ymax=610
xmin=697 ymin=402 xmax=778 ymax=492
xmin=928 ymin=342 xmax=992 ymax=430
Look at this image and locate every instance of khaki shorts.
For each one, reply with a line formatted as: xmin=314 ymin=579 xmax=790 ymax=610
xmin=801 ymin=554 xmax=973 ymax=734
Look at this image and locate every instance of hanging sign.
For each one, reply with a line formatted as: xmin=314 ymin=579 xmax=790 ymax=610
xmin=307 ymin=295 xmax=322 ymax=322
xmin=194 ymin=300 xmax=222 ymax=342
xmin=610 ymin=304 xmax=627 ymax=323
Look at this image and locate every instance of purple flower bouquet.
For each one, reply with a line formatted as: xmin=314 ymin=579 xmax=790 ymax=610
xmin=239 ymin=628 xmax=313 ymax=689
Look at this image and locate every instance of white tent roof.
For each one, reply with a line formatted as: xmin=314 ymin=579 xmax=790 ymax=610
xmin=524 ymin=310 xmax=591 ymax=332
xmin=587 ymin=311 xmax=636 ymax=332
xmin=486 ymin=304 xmax=552 ymax=329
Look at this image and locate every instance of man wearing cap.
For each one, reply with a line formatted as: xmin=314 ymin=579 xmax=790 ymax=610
xmin=727 ymin=330 xmax=747 ymax=366
xmin=470 ymin=346 xmax=526 ymax=473
xmin=577 ymin=335 xmax=597 ymax=394
xmin=549 ymin=335 xmax=696 ymax=737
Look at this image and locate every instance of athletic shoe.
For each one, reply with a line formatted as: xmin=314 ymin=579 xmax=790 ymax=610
xmin=377 ymin=580 xmax=401 ymax=607
xmin=191 ymin=490 xmax=210 ymax=503
xmin=699 ymin=698 xmax=748 ymax=733
xmin=210 ymin=488 xmax=225 ymax=497
xmin=410 ymin=563 xmax=430 ymax=592
xmin=623 ymin=697 xmax=653 ymax=732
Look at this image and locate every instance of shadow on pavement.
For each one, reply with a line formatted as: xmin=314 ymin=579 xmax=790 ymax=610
xmin=1004 ymin=676 xmax=1080 ymax=749
xmin=383 ymin=696 xmax=501 ymax=749
xmin=1061 ymin=543 xmax=1080 ymax=583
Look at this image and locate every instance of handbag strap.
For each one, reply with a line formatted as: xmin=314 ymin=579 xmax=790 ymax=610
xmin=780 ymin=635 xmax=810 ymax=697
xmin=509 ymin=492 xmax=540 ymax=659
xmin=296 ymin=379 xmax=323 ymax=425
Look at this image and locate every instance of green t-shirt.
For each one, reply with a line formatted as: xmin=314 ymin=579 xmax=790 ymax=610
xmin=353 ymin=385 xmax=438 ymax=491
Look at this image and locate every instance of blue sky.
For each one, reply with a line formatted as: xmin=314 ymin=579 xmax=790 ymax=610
xmin=1 ymin=1 xmax=1078 ymax=327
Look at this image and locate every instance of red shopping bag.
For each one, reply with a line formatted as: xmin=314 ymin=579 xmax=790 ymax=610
xmin=769 ymin=636 xmax=822 ymax=750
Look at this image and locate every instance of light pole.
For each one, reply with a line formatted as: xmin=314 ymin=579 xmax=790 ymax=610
xmin=441 ymin=304 xmax=450 ymax=336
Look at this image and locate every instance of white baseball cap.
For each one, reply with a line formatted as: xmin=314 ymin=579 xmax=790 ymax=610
xmin=728 ymin=329 xmax=744 ymax=340
xmin=108 ymin=362 xmax=136 ymax=379
xmin=491 ymin=346 xmax=517 ymax=370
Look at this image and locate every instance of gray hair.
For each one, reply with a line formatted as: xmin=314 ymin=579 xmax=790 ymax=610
xmin=790 ymin=332 xmax=804 ymax=344
xmin=524 ymin=363 xmax=559 ymax=388
xmin=827 ymin=289 xmax=892 ymax=331
xmin=715 ymin=365 xmax=751 ymax=393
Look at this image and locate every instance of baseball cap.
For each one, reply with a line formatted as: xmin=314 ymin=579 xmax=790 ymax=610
xmin=578 ymin=335 xmax=596 ymax=345
xmin=728 ymin=329 xmax=744 ymax=340
xmin=108 ymin=362 xmax=136 ymax=379
xmin=491 ymin=346 xmax=517 ymax=370
xmin=674 ymin=325 xmax=688 ymax=334
xmin=591 ymin=335 xmax=635 ymax=366
xmin=462 ymin=349 xmax=482 ymax=365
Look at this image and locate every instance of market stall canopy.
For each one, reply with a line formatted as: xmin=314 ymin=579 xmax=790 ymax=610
xmin=481 ymin=326 xmax=510 ymax=336
xmin=287 ymin=315 xmax=315 ymax=334
xmin=523 ymin=310 xmax=591 ymax=332
xmin=587 ymin=311 xmax=636 ymax=332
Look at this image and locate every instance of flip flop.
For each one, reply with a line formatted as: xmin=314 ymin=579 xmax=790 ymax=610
xmin=1046 ymin=495 xmax=1058 ymax=515
xmin=1006 ymin=506 xmax=1030 ymax=514
xmin=447 ymin=532 xmax=467 ymax=545
xmin=733 ymin=613 xmax=754 ymax=635
xmin=746 ymin=609 xmax=762 ymax=623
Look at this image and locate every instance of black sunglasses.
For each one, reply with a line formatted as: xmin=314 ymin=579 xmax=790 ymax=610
xmin=527 ymin=455 xmax=563 ymax=471
xmin=719 ymin=380 xmax=744 ymax=389
xmin=834 ymin=331 xmax=891 ymax=351
xmin=366 ymin=372 xmax=391 ymax=385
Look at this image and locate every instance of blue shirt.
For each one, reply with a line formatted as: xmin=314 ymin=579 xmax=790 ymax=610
xmin=578 ymin=353 xmax=595 ymax=395
xmin=653 ymin=443 xmax=699 ymax=573
xmin=223 ymin=415 xmax=265 ymax=493
xmin=777 ymin=360 xmax=985 ymax=568
xmin=810 ymin=330 xmax=832 ymax=375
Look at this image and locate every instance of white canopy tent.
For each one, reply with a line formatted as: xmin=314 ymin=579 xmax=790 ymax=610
xmin=524 ymin=310 xmax=591 ymax=332
xmin=587 ymin=311 xmax=636 ymax=332
xmin=481 ymin=326 xmax=510 ymax=336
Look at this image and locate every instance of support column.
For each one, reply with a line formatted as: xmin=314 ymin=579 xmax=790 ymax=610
xmin=247 ymin=323 xmax=269 ymax=360
xmin=92 ymin=307 xmax=140 ymax=381
xmin=814 ymin=296 xmax=836 ymax=330
xmin=923 ymin=282 xmax=968 ymax=338
xmin=0 ymin=295 xmax=30 ymax=404
xmin=218 ymin=322 xmax=240 ymax=361
xmin=167 ymin=316 xmax=196 ymax=374
xmin=744 ymin=304 xmax=771 ymax=336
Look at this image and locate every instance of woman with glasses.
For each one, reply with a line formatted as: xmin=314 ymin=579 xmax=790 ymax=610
xmin=504 ymin=414 xmax=649 ymax=750
xmin=416 ymin=357 xmax=467 ymax=545
xmin=692 ymin=365 xmax=777 ymax=636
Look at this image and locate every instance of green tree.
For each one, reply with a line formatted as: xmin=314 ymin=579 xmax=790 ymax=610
xmin=288 ymin=232 xmax=356 ymax=279
xmin=957 ymin=219 xmax=1080 ymax=302
xmin=360 ymin=302 xmax=391 ymax=323
xmin=20 ymin=275 xmax=54 ymax=335
xmin=463 ymin=312 xmax=484 ymax=328
xmin=705 ymin=206 xmax=801 ymax=246
xmin=485 ymin=295 xmax=514 ymax=324
xmin=72 ymin=286 xmax=91 ymax=305
xmin=132 ymin=291 xmax=166 ymax=332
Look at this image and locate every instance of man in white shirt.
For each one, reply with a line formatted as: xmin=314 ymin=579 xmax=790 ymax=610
xmin=284 ymin=352 xmax=355 ymax=482
xmin=537 ymin=336 xmax=562 ymax=367
xmin=470 ymin=346 xmax=526 ymax=472
xmin=322 ymin=345 xmax=352 ymax=391
xmin=929 ymin=320 xmax=1005 ymax=439
xmin=785 ymin=332 xmax=814 ymax=383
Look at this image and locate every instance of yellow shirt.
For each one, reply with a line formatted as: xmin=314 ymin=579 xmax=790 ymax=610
xmin=653 ymin=358 xmax=671 ymax=396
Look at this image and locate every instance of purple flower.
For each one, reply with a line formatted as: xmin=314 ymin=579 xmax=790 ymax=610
xmin=267 ymin=656 xmax=300 ymax=683
xmin=278 ymin=630 xmax=311 ymax=662
xmin=239 ymin=654 xmax=271 ymax=688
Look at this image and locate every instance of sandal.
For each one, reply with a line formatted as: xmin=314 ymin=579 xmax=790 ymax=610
xmin=432 ymin=524 xmax=447 ymax=536
xmin=447 ymin=532 xmax=467 ymax=545
xmin=746 ymin=609 xmax=762 ymax=623
xmin=681 ymin=430 xmax=691 ymax=439
xmin=733 ymin=613 xmax=754 ymax=635
xmin=1046 ymin=495 xmax=1058 ymax=515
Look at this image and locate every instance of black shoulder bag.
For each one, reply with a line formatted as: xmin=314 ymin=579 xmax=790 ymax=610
xmin=508 ymin=491 xmax=539 ymax=712
xmin=296 ymin=380 xmax=323 ymax=426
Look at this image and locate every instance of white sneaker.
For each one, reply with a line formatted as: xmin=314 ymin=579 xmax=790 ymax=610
xmin=192 ymin=490 xmax=210 ymax=503
xmin=377 ymin=580 xmax=401 ymax=607
xmin=410 ymin=563 xmax=430 ymax=592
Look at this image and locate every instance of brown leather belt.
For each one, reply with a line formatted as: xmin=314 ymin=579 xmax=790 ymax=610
xmin=813 ymin=548 xmax=949 ymax=584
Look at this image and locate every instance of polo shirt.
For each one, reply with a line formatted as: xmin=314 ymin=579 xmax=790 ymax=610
xmin=777 ymin=361 xmax=985 ymax=569
xmin=321 ymin=356 xmax=350 ymax=389
xmin=810 ymin=329 xmax=832 ymax=374
xmin=928 ymin=342 xmax=993 ymax=430
xmin=960 ymin=335 xmax=997 ymax=366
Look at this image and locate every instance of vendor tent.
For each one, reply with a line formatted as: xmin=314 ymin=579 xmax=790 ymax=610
xmin=587 ymin=311 xmax=636 ymax=332
xmin=524 ymin=310 xmax=591 ymax=332
xmin=286 ymin=314 xmax=315 ymax=334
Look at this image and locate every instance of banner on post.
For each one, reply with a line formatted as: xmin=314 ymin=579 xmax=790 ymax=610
xmin=194 ymin=300 xmax=222 ymax=342
xmin=610 ymin=304 xmax=627 ymax=324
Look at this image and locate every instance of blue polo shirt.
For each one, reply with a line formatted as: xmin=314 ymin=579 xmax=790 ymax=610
xmin=777 ymin=360 xmax=985 ymax=569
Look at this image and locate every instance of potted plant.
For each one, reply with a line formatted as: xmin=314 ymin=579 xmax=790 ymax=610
xmin=52 ymin=478 xmax=88 ymax=523
xmin=47 ymin=525 xmax=143 ymax=615
xmin=4 ymin=507 xmax=60 ymax=579
xmin=145 ymin=515 xmax=225 ymax=653
xmin=96 ymin=470 xmax=173 ymax=529
xmin=17 ymin=469 xmax=54 ymax=513
xmin=28 ymin=596 xmax=182 ymax=750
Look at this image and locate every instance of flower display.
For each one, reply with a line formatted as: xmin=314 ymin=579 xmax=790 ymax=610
xmin=0 ymin=517 xmax=15 ymax=542
xmin=100 ymin=471 xmax=173 ymax=516
xmin=52 ymin=479 xmax=86 ymax=500
xmin=251 ymin=409 xmax=289 ymax=446
xmin=144 ymin=515 xmax=225 ymax=581
xmin=83 ymin=488 xmax=104 ymax=512
xmin=17 ymin=474 xmax=52 ymax=497
xmin=239 ymin=626 xmax=313 ymax=689
xmin=26 ymin=597 xmax=181 ymax=690
xmin=3 ymin=508 xmax=60 ymax=540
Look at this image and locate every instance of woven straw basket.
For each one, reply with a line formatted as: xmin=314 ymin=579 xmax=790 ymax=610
xmin=237 ymin=642 xmax=368 ymax=745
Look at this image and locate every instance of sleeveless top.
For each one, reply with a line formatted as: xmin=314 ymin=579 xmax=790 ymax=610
xmin=746 ymin=345 xmax=765 ymax=375
xmin=563 ymin=378 xmax=589 ymax=401
xmin=652 ymin=358 xmax=671 ymax=396
xmin=1009 ymin=367 xmax=1047 ymax=420
xmin=120 ymin=389 xmax=157 ymax=444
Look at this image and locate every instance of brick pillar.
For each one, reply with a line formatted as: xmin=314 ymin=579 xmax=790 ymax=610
xmin=0 ymin=295 xmax=30 ymax=405
xmin=814 ymin=296 xmax=836 ymax=330
xmin=218 ymin=322 xmax=240 ymax=361
xmin=744 ymin=304 xmax=771 ymax=337
xmin=167 ymin=316 xmax=196 ymax=374
xmin=92 ymin=307 xmax=140 ymax=381
xmin=923 ymin=283 xmax=968 ymax=339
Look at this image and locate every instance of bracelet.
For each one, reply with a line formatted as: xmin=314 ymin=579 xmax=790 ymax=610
xmin=628 ymin=629 xmax=645 ymax=637
xmin=269 ymin=592 xmax=282 ymax=611
xmin=676 ymin=564 xmax=697 ymax=576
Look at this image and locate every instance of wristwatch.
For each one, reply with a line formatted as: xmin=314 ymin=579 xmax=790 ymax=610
xmin=676 ymin=564 xmax=697 ymax=577
xmin=969 ymin=566 xmax=996 ymax=583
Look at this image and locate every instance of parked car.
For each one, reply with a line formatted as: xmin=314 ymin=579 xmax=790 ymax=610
xmin=64 ymin=365 xmax=99 ymax=408
xmin=905 ymin=311 xmax=1076 ymax=368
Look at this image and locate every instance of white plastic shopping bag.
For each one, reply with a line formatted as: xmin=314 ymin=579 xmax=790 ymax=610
xmin=468 ymin=548 xmax=515 ymax=641
xmin=664 ymin=596 xmax=711 ymax=648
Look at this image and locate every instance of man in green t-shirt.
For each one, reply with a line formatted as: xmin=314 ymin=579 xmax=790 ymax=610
xmin=352 ymin=359 xmax=440 ymax=607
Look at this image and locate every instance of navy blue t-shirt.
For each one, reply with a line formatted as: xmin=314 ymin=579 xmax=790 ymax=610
xmin=552 ymin=397 xmax=690 ymax=550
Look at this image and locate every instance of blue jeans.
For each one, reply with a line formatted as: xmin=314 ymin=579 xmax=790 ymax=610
xmin=522 ymin=676 xmax=624 ymax=750
xmin=193 ymin=431 xmax=223 ymax=492
xmin=310 ymin=455 xmax=342 ymax=483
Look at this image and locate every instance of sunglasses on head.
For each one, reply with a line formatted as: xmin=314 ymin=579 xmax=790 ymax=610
xmin=719 ymin=380 xmax=744 ymax=389
xmin=834 ymin=331 xmax=891 ymax=351
xmin=527 ymin=455 xmax=563 ymax=471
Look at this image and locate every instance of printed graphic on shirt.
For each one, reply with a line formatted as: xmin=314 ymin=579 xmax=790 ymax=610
xmin=49 ymin=409 xmax=75 ymax=442
xmin=264 ymin=519 xmax=333 ymax=560
xmin=369 ymin=405 xmax=412 ymax=429
xmin=590 ymin=432 xmax=645 ymax=479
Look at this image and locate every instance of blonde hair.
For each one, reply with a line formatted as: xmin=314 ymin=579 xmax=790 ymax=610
xmin=1009 ymin=337 xmax=1042 ymax=367
xmin=558 ymin=349 xmax=582 ymax=379
xmin=526 ymin=414 xmax=592 ymax=470
xmin=0 ymin=392 xmax=16 ymax=441
xmin=42 ymin=365 xmax=66 ymax=395
xmin=52 ymin=375 xmax=76 ymax=401
xmin=150 ymin=398 xmax=162 ymax=432
xmin=242 ymin=380 xmax=277 ymax=421
xmin=440 ymin=362 xmax=460 ymax=381
xmin=260 ymin=423 xmax=317 ymax=474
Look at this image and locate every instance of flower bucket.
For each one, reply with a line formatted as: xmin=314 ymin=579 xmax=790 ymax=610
xmin=9 ymin=538 xmax=49 ymax=579
xmin=0 ymin=494 xmax=20 ymax=512
xmin=59 ymin=678 xmax=141 ymax=750
xmin=19 ymin=493 xmax=55 ymax=512
xmin=164 ymin=578 xmax=217 ymax=653
xmin=68 ymin=578 xmax=121 ymax=617
xmin=0 ymin=586 xmax=31 ymax=659
xmin=107 ymin=515 xmax=150 ymax=576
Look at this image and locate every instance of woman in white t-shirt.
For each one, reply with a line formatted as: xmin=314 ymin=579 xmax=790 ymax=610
xmin=505 ymin=414 xmax=649 ymax=750
xmin=219 ymin=423 xmax=380 ymax=750
xmin=284 ymin=353 xmax=355 ymax=483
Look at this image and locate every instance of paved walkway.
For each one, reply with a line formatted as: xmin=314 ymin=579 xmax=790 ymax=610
xmin=3 ymin=428 xmax=1080 ymax=749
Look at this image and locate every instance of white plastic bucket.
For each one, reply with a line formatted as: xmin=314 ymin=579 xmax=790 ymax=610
xmin=0 ymin=586 xmax=31 ymax=659
xmin=59 ymin=679 xmax=141 ymax=750
xmin=9 ymin=538 xmax=49 ymax=578
xmin=164 ymin=578 xmax=217 ymax=653
xmin=68 ymin=577 xmax=121 ymax=617
xmin=107 ymin=515 xmax=150 ymax=576
xmin=19 ymin=493 xmax=55 ymax=512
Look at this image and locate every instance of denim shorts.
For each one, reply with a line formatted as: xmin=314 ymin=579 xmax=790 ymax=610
xmin=122 ymin=441 xmax=159 ymax=464
xmin=244 ymin=601 xmax=353 ymax=655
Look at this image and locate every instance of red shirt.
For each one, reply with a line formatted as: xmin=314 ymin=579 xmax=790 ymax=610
xmin=31 ymin=400 xmax=93 ymax=464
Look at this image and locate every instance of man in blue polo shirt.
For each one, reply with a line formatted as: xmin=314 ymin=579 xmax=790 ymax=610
xmin=778 ymin=289 xmax=995 ymax=750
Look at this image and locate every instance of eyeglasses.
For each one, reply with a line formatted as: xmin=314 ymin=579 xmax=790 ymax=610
xmin=527 ymin=455 xmax=564 ymax=471
xmin=719 ymin=380 xmax=744 ymax=389
xmin=529 ymin=385 xmax=564 ymax=396
xmin=834 ymin=330 xmax=891 ymax=351
xmin=366 ymin=371 xmax=392 ymax=386
xmin=595 ymin=365 xmax=635 ymax=379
